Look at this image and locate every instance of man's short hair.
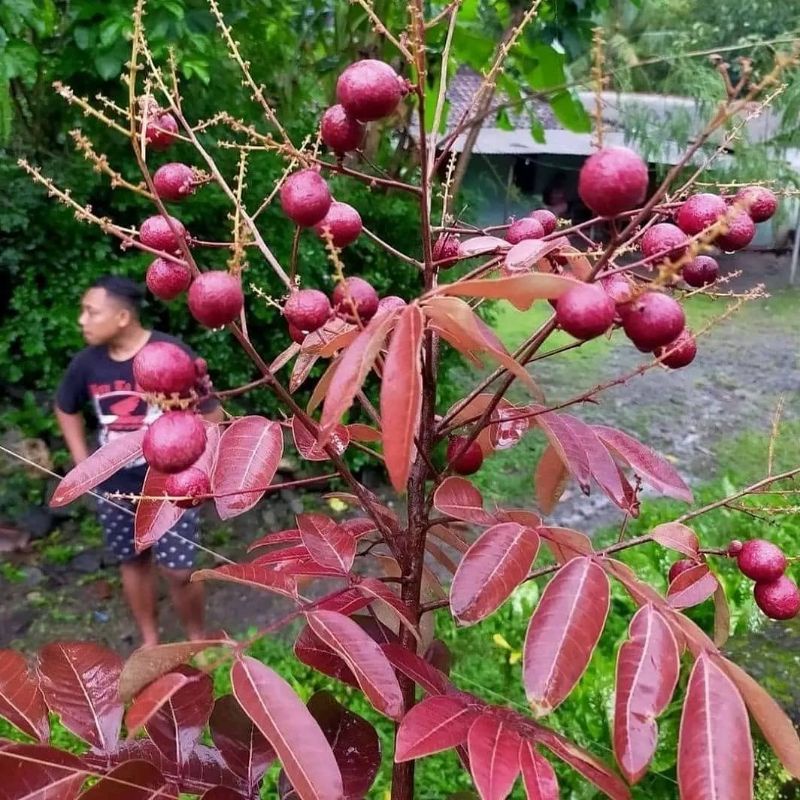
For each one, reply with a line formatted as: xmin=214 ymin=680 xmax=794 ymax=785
xmin=91 ymin=275 xmax=145 ymax=315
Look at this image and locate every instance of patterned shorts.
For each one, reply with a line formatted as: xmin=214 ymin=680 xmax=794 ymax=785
xmin=96 ymin=499 xmax=200 ymax=571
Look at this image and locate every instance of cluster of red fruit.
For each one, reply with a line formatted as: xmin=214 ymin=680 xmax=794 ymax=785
xmin=670 ymin=539 xmax=799 ymax=620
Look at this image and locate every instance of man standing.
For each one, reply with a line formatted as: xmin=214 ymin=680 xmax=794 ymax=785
xmin=55 ymin=275 xmax=223 ymax=646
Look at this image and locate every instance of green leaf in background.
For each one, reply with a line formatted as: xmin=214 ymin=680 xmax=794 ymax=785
xmin=549 ymin=89 xmax=592 ymax=132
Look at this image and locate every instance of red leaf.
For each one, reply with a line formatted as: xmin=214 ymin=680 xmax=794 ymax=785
xmin=467 ymin=715 xmax=521 ymax=800
xmin=0 ymin=743 xmax=86 ymax=799
xmin=667 ymin=564 xmax=718 ymax=609
xmin=248 ymin=529 xmax=301 ymax=552
xmin=251 ymin=544 xmax=310 ymax=566
xmin=307 ymin=611 xmax=404 ymax=720
xmin=534 ymin=444 xmax=569 ymax=514
xmin=291 ymin=416 xmax=349 ymax=462
xmin=230 ymin=656 xmax=343 ymax=800
xmin=0 ymin=650 xmax=49 ymax=742
xmin=519 ymin=740 xmax=559 ymax=799
xmin=297 ymin=513 xmax=355 ymax=574
xmin=504 ymin=239 xmax=561 ymax=276
xmin=80 ymin=760 xmax=176 ymax=800
xmin=533 ymin=410 xmax=591 ymax=492
xmin=381 ymin=304 xmax=424 ymax=492
xmin=306 ymin=691 xmax=380 ymax=799
xmin=191 ymin=564 xmax=297 ymax=597
xmin=346 ymin=424 xmax=382 ymax=443
xmin=381 ymin=643 xmax=453 ymax=697
xmin=319 ymin=311 xmax=398 ymax=441
xmin=342 ymin=517 xmax=378 ymax=538
xmin=650 ymin=522 xmax=699 ymax=558
xmin=593 ymin=425 xmax=693 ymax=503
xmin=125 ymin=672 xmax=192 ymax=738
xmin=433 ymin=477 xmax=496 ymax=526
xmin=445 ymin=395 xmax=528 ymax=456
xmin=523 ymin=558 xmax=610 ymax=716
xmin=49 ymin=429 xmax=145 ymax=507
xmin=306 ymin=357 xmax=339 ymax=413
xmin=678 ymin=653 xmax=753 ymax=800
xmin=713 ymin=583 xmax=731 ymax=647
xmin=537 ymin=729 xmax=631 ymax=799
xmin=210 ymin=694 xmax=276 ymax=788
xmin=145 ymin=665 xmax=213 ymax=765
xmin=290 ymin=349 xmax=322 ymax=393
xmin=450 ymin=523 xmax=540 ymax=625
xmin=294 ymin=625 xmax=359 ymax=689
xmin=458 ymin=235 xmax=510 ymax=257
xmin=715 ymin=656 xmax=800 ymax=779
xmin=279 ymin=561 xmax=349 ymax=579
xmin=613 ymin=605 xmax=680 ymax=784
xmin=311 ymin=588 xmax=371 ymax=616
xmin=538 ymin=527 xmax=593 ymax=564
xmin=134 ymin=469 xmax=185 ymax=551
xmin=438 ymin=272 xmax=580 ymax=310
xmin=201 ymin=789 xmax=246 ymax=800
xmin=356 ymin=578 xmax=420 ymax=641
xmin=211 ymin=416 xmax=283 ymax=520
xmin=429 ymin=524 xmax=469 ymax=554
xmin=37 ymin=642 xmax=123 ymax=752
xmin=395 ymin=695 xmax=480 ymax=761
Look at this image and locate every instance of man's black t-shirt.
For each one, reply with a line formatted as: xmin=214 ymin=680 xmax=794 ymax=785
xmin=55 ymin=331 xmax=217 ymax=493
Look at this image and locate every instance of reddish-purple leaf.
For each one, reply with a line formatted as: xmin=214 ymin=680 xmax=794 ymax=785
xmin=445 ymin=395 xmax=527 ymax=455
xmin=533 ymin=411 xmax=591 ymax=492
xmin=145 ymin=665 xmax=213 ymax=765
xmin=0 ymin=650 xmax=49 ymax=742
xmin=381 ymin=304 xmax=424 ymax=492
xmin=713 ymin=583 xmax=731 ymax=647
xmin=593 ymin=425 xmax=693 ymax=503
xmin=715 ymin=655 xmax=800 ymax=779
xmin=311 ymin=588 xmax=372 ymax=616
xmin=279 ymin=561 xmax=350 ymax=579
xmin=37 ymin=642 xmax=123 ymax=752
xmin=305 ymin=356 xmax=339 ymax=412
xmin=381 ymin=644 xmax=453 ymax=697
xmin=248 ymin=529 xmax=301 ymax=552
xmin=251 ymin=544 xmax=310 ymax=566
xmin=270 ymin=340 xmax=299 ymax=372
xmin=319 ymin=311 xmax=398 ymax=442
xmin=211 ymin=416 xmax=283 ymax=520
xmin=230 ymin=656 xmax=343 ymax=800
xmin=306 ymin=691 xmax=380 ymax=799
xmin=538 ymin=527 xmax=593 ymax=564
xmin=450 ymin=523 xmax=540 ymax=625
xmin=342 ymin=517 xmax=378 ymax=538
xmin=613 ymin=605 xmax=680 ymax=784
xmin=80 ymin=760 xmax=176 ymax=800
xmin=50 ymin=429 xmax=145 ymax=507
xmin=433 ymin=477 xmax=496 ymax=526
xmin=307 ymin=611 xmax=404 ymax=720
xmin=523 ymin=558 xmax=610 ymax=716
xmin=396 ymin=695 xmax=480 ymax=761
xmin=678 ymin=653 xmax=753 ymax=800
xmin=291 ymin=417 xmax=350 ymax=462
xmin=458 ymin=235 xmax=510 ymax=257
xmin=0 ymin=743 xmax=86 ymax=799
xmin=428 ymin=524 xmax=469 ymax=554
xmin=346 ymin=424 xmax=382 ymax=443
xmin=467 ymin=715 xmax=521 ymax=800
xmin=200 ymin=789 xmax=246 ymax=800
xmin=650 ymin=522 xmax=700 ymax=558
xmin=356 ymin=578 xmax=420 ymax=641
xmin=125 ymin=672 xmax=192 ymax=738
xmin=503 ymin=239 xmax=561 ymax=276
xmin=519 ymin=740 xmax=559 ymax=799
xmin=534 ymin=444 xmax=570 ymax=514
xmin=294 ymin=624 xmax=359 ymax=689
xmin=209 ymin=694 xmax=276 ymax=788
xmin=537 ymin=729 xmax=632 ymax=800
xmin=297 ymin=513 xmax=355 ymax=574
xmin=438 ymin=272 xmax=580 ymax=310
xmin=667 ymin=564 xmax=718 ymax=609
xmin=135 ymin=469 xmax=185 ymax=551
xmin=191 ymin=564 xmax=297 ymax=598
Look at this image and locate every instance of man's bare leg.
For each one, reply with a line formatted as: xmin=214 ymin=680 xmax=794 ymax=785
xmin=120 ymin=553 xmax=159 ymax=647
xmin=161 ymin=567 xmax=205 ymax=641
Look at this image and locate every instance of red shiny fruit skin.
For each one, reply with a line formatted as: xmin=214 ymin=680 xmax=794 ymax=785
xmin=737 ymin=539 xmax=787 ymax=582
xmin=641 ymin=223 xmax=689 ymax=264
xmin=578 ymin=146 xmax=649 ymax=217
xmin=433 ymin=234 xmax=460 ymax=268
xmin=146 ymin=258 xmax=192 ymax=300
xmin=280 ymin=169 xmax=332 ymax=227
xmin=336 ymin=59 xmax=403 ymax=122
xmin=283 ymin=289 xmax=332 ymax=332
xmin=143 ymin=411 xmax=207 ymax=474
xmin=332 ymin=277 xmax=379 ymax=323
xmin=717 ymin=211 xmax=756 ymax=251
xmin=321 ymin=104 xmax=365 ymax=154
xmin=194 ymin=357 xmax=208 ymax=377
xmin=133 ymin=341 xmax=196 ymax=395
xmin=735 ymin=186 xmax=778 ymax=223
xmin=446 ymin=437 xmax=483 ymax=476
xmin=682 ymin=255 xmax=719 ymax=287
xmin=376 ymin=296 xmax=407 ymax=316
xmin=676 ymin=193 xmax=728 ymax=235
xmin=555 ymin=283 xmax=616 ymax=340
xmin=165 ymin=466 xmax=211 ymax=508
xmin=620 ymin=291 xmax=686 ymax=351
xmin=599 ymin=273 xmax=635 ymax=307
xmin=139 ymin=215 xmax=187 ymax=254
xmin=530 ymin=209 xmax=558 ymax=235
xmin=728 ymin=540 xmax=744 ymax=557
xmin=313 ymin=201 xmax=363 ymax=248
xmin=754 ymin=576 xmax=800 ymax=621
xmin=288 ymin=322 xmax=307 ymax=344
xmin=153 ymin=163 xmax=196 ymax=202
xmin=187 ymin=271 xmax=244 ymax=328
xmin=145 ymin=112 xmax=179 ymax=151
xmin=506 ymin=217 xmax=545 ymax=245
xmin=668 ymin=558 xmax=697 ymax=584
xmin=655 ymin=328 xmax=697 ymax=369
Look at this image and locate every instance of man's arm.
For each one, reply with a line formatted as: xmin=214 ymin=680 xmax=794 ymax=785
xmin=55 ymin=408 xmax=90 ymax=465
